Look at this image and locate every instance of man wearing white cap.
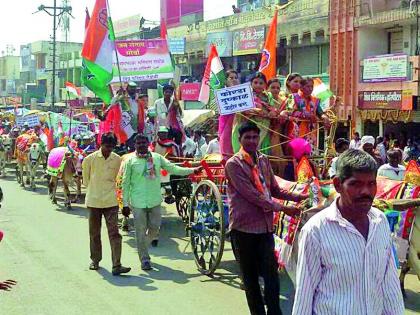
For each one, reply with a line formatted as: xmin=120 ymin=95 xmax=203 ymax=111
xmin=361 ymin=135 xmax=383 ymax=166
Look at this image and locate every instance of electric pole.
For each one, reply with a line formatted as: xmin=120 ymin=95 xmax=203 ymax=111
xmin=34 ymin=1 xmax=72 ymax=109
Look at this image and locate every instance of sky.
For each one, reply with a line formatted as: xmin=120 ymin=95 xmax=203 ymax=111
xmin=0 ymin=0 xmax=235 ymax=55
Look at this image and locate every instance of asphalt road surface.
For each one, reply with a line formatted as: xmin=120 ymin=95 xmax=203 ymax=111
xmin=0 ymin=168 xmax=419 ymax=315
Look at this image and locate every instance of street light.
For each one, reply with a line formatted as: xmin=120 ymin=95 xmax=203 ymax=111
xmin=33 ymin=0 xmax=72 ymax=109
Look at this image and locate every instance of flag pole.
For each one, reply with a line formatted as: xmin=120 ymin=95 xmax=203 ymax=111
xmin=105 ymin=0 xmax=123 ymax=89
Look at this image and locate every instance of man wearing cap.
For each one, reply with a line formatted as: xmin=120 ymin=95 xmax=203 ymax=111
xmin=152 ymin=126 xmax=180 ymax=159
xmin=361 ymin=135 xmax=383 ymax=166
xmin=145 ymin=109 xmax=158 ymax=143
xmin=153 ymin=84 xmax=184 ymax=146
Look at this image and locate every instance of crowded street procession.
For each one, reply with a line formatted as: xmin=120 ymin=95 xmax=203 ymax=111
xmin=1 ymin=0 xmax=420 ymax=314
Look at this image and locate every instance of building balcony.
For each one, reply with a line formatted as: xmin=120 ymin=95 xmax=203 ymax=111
xmin=358 ymin=55 xmax=420 ymax=96
xmin=356 ymin=1 xmax=414 ymax=27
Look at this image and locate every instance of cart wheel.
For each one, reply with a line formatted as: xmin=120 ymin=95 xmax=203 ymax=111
xmin=176 ymin=196 xmax=190 ymax=223
xmin=175 ymin=178 xmax=192 ymax=222
xmin=189 ymin=180 xmax=225 ymax=276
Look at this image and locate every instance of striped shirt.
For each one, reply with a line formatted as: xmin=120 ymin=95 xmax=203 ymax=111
xmin=292 ymin=199 xmax=404 ymax=315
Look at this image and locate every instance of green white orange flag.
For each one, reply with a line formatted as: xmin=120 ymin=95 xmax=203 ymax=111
xmin=65 ymin=81 xmax=80 ymax=98
xmin=198 ymin=44 xmax=225 ymax=105
xmin=313 ymin=77 xmax=334 ymax=111
xmin=258 ymin=10 xmax=278 ymax=80
xmin=81 ymin=0 xmax=114 ymax=104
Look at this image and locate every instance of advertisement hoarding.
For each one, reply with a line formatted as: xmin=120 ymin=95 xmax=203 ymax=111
xmin=168 ymin=38 xmax=186 ymax=55
xmin=232 ymin=26 xmax=265 ymax=56
xmin=206 ymin=32 xmax=233 ymax=57
xmin=358 ymin=90 xmax=413 ymax=110
xmin=363 ymin=54 xmax=408 ymax=82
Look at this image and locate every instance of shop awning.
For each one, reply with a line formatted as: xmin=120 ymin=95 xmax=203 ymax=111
xmin=358 ymin=109 xmax=413 ymax=123
xmin=182 ymin=109 xmax=215 ymax=128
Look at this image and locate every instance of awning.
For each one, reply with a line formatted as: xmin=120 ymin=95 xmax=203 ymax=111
xmin=358 ymin=109 xmax=413 ymax=123
xmin=182 ymin=109 xmax=215 ymax=128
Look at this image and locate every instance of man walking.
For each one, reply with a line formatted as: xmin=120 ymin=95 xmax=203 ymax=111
xmin=82 ymin=132 xmax=131 ymax=275
xmin=225 ymin=121 xmax=306 ymax=315
xmin=121 ymin=134 xmax=201 ymax=271
xmin=292 ymin=149 xmax=404 ymax=315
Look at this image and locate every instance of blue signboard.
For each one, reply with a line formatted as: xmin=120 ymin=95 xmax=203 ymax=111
xmin=168 ymin=37 xmax=186 ymax=55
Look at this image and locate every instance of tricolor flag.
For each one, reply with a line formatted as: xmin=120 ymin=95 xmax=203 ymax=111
xmin=313 ymin=78 xmax=334 ymax=110
xmin=198 ymin=45 xmax=225 ymax=105
xmin=258 ymin=10 xmax=277 ymax=80
xmin=65 ymin=81 xmax=80 ymax=98
xmin=81 ymin=0 xmax=114 ymax=104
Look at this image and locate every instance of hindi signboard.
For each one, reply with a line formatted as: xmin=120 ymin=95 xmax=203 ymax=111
xmin=180 ymin=83 xmax=201 ymax=101
xmin=16 ymin=114 xmax=40 ymax=128
xmin=358 ymin=90 xmax=413 ymax=110
xmin=215 ymin=82 xmax=255 ymax=115
xmin=168 ymin=38 xmax=186 ymax=55
xmin=232 ymin=26 xmax=265 ymax=56
xmin=206 ymin=32 xmax=233 ymax=57
xmin=113 ymin=40 xmax=174 ymax=82
xmin=363 ymin=54 xmax=408 ymax=82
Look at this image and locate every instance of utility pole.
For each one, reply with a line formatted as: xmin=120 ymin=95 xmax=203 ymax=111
xmin=34 ymin=1 xmax=72 ymax=109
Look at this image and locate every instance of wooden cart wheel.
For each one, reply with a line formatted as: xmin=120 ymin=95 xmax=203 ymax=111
xmin=175 ymin=178 xmax=192 ymax=223
xmin=188 ymin=180 xmax=225 ymax=276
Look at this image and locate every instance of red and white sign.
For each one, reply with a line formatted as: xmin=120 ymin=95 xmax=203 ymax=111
xmin=180 ymin=83 xmax=201 ymax=101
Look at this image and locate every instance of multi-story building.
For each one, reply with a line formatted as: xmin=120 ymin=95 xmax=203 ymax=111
xmin=330 ymin=0 xmax=420 ymax=141
xmin=30 ymin=40 xmax=82 ymax=105
xmin=0 ymin=55 xmax=20 ymax=97
xmin=168 ymin=0 xmax=329 ymax=87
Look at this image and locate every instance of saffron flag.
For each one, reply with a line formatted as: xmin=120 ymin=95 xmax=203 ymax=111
xmin=81 ymin=0 xmax=114 ymax=104
xmin=258 ymin=10 xmax=277 ymax=80
xmin=198 ymin=44 xmax=225 ymax=105
xmin=65 ymin=82 xmax=80 ymax=98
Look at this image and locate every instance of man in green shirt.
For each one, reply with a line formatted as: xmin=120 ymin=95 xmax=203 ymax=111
xmin=121 ymin=134 xmax=202 ymax=270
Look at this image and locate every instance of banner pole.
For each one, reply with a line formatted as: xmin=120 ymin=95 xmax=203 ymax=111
xmin=106 ymin=0 xmax=123 ymax=88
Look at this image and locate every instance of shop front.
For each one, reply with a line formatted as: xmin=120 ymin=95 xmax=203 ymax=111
xmin=358 ymin=90 xmax=418 ymax=143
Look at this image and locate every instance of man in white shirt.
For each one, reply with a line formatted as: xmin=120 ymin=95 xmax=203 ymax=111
xmin=377 ymin=149 xmax=406 ymax=181
xmin=328 ymin=138 xmax=349 ymax=178
xmin=349 ymin=131 xmax=361 ymax=149
xmin=293 ymin=149 xmax=404 ymax=315
xmin=206 ymin=136 xmax=220 ymax=155
xmin=375 ymin=136 xmax=387 ymax=164
xmin=153 ymin=84 xmax=184 ymax=146
xmin=195 ymin=134 xmax=211 ymax=160
xmin=182 ymin=130 xmax=197 ymax=158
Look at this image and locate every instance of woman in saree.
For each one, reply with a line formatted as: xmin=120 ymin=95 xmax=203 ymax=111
xmin=219 ymin=70 xmax=240 ymax=160
xmin=280 ymin=77 xmax=330 ymax=155
xmin=232 ymin=72 xmax=274 ymax=153
xmin=266 ymin=78 xmax=287 ymax=176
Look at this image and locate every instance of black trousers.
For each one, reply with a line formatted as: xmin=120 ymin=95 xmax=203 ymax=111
xmin=230 ymin=230 xmax=282 ymax=315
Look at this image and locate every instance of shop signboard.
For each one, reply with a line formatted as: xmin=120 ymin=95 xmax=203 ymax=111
xmin=363 ymin=54 xmax=408 ymax=82
xmin=358 ymin=90 xmax=413 ymax=110
xmin=114 ymin=14 xmax=143 ymax=37
xmin=112 ymin=39 xmax=174 ymax=82
xmin=180 ymin=83 xmax=200 ymax=101
xmin=232 ymin=26 xmax=265 ymax=56
xmin=206 ymin=32 xmax=233 ymax=57
xmin=215 ymin=82 xmax=255 ymax=115
xmin=168 ymin=37 xmax=186 ymax=55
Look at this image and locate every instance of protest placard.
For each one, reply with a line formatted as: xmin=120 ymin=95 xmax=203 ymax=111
xmin=215 ymin=82 xmax=255 ymax=115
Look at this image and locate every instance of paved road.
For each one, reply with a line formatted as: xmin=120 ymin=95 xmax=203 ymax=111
xmin=0 ymin=168 xmax=419 ymax=315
